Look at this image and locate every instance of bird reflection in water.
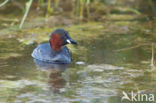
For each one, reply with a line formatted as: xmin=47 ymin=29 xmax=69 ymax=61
xmin=34 ymin=59 xmax=70 ymax=93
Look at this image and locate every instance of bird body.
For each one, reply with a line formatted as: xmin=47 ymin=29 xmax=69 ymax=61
xmin=32 ymin=43 xmax=72 ymax=64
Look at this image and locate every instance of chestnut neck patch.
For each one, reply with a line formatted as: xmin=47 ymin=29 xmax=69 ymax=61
xmin=50 ymin=34 xmax=63 ymax=51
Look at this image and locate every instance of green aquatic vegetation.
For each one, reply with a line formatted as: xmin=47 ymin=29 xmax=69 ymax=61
xmin=76 ymin=0 xmax=80 ymax=18
xmin=0 ymin=53 xmax=22 ymax=59
xmin=19 ymin=0 xmax=33 ymax=29
xmin=75 ymin=0 xmax=91 ymax=21
xmin=0 ymin=0 xmax=9 ymax=8
xmin=148 ymin=0 xmax=156 ymax=16
xmin=106 ymin=14 xmax=136 ymax=21
xmin=54 ymin=0 xmax=60 ymax=9
xmin=111 ymin=7 xmax=141 ymax=15
xmin=40 ymin=0 xmax=45 ymax=7
xmin=86 ymin=0 xmax=90 ymax=18
xmin=47 ymin=0 xmax=53 ymax=17
xmin=80 ymin=0 xmax=84 ymax=20
xmin=46 ymin=0 xmax=60 ymax=17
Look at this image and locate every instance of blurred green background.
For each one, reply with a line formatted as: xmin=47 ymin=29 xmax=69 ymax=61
xmin=0 ymin=0 xmax=156 ymax=29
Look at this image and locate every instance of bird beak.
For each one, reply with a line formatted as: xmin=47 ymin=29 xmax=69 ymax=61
xmin=66 ymin=38 xmax=78 ymax=45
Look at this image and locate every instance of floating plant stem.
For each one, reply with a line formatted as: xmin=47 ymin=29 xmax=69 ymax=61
xmin=0 ymin=0 xmax=9 ymax=8
xmin=19 ymin=0 xmax=33 ymax=29
xmin=151 ymin=43 xmax=155 ymax=67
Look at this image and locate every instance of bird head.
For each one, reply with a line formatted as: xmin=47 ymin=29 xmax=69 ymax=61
xmin=49 ymin=29 xmax=77 ymax=51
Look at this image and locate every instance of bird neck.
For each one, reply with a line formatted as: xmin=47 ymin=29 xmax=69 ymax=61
xmin=50 ymin=34 xmax=64 ymax=51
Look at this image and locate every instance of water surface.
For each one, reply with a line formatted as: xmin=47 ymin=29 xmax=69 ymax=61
xmin=0 ymin=19 xmax=156 ymax=103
